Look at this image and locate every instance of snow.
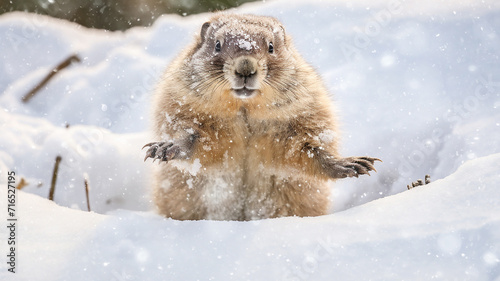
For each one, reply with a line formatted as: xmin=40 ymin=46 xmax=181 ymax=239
xmin=171 ymin=158 xmax=202 ymax=177
xmin=1 ymin=154 xmax=500 ymax=280
xmin=0 ymin=0 xmax=499 ymax=279
xmin=237 ymin=37 xmax=258 ymax=51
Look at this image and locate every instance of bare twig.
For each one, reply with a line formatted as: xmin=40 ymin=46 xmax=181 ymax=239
xmin=22 ymin=54 xmax=81 ymax=103
xmin=48 ymin=155 xmax=62 ymax=201
xmin=84 ymin=177 xmax=91 ymax=212
xmin=16 ymin=178 xmax=28 ymax=190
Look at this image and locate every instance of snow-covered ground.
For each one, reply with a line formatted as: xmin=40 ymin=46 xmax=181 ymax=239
xmin=0 ymin=0 xmax=499 ymax=280
xmin=4 ymin=153 xmax=500 ymax=280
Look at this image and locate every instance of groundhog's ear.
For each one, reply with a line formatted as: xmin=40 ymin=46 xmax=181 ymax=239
xmin=200 ymin=22 xmax=210 ymax=42
xmin=272 ymin=22 xmax=287 ymax=46
xmin=279 ymin=24 xmax=286 ymax=35
xmin=279 ymin=24 xmax=286 ymax=40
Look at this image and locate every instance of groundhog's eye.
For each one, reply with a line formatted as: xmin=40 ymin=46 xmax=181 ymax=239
xmin=215 ymin=40 xmax=221 ymax=52
xmin=268 ymin=42 xmax=274 ymax=53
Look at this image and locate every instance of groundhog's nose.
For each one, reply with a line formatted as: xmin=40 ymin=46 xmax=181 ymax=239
xmin=235 ymin=57 xmax=257 ymax=78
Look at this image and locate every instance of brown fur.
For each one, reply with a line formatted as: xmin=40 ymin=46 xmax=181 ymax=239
xmin=145 ymin=13 xmax=379 ymax=221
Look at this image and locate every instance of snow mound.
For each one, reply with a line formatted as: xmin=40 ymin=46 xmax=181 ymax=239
xmin=1 ymin=153 xmax=499 ymax=280
xmin=1 ymin=0 xmax=499 ymax=214
xmin=0 ymin=110 xmax=151 ymax=213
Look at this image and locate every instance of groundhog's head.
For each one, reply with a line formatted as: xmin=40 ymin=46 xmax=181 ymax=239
xmin=187 ymin=13 xmax=301 ymax=107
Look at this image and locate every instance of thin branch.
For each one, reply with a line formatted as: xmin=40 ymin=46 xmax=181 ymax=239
xmin=16 ymin=178 xmax=28 ymax=190
xmin=48 ymin=155 xmax=62 ymax=201
xmin=84 ymin=177 xmax=91 ymax=212
xmin=22 ymin=54 xmax=81 ymax=103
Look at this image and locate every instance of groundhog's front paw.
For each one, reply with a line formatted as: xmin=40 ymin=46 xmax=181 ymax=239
xmin=325 ymin=156 xmax=381 ymax=179
xmin=143 ymin=141 xmax=181 ymax=163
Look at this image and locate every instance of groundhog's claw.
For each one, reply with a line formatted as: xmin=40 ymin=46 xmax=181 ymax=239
xmin=326 ymin=156 xmax=381 ymax=179
xmin=143 ymin=141 xmax=179 ymax=163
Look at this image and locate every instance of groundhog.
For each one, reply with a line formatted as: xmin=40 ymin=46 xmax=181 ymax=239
xmin=144 ymin=13 xmax=380 ymax=221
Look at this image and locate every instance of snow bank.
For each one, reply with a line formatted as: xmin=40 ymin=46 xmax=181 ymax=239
xmin=0 ymin=110 xmax=151 ymax=213
xmin=1 ymin=153 xmax=499 ymax=280
xmin=1 ymin=0 xmax=499 ymax=214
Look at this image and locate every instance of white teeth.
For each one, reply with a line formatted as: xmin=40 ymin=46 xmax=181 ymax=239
xmin=231 ymin=85 xmax=258 ymax=91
